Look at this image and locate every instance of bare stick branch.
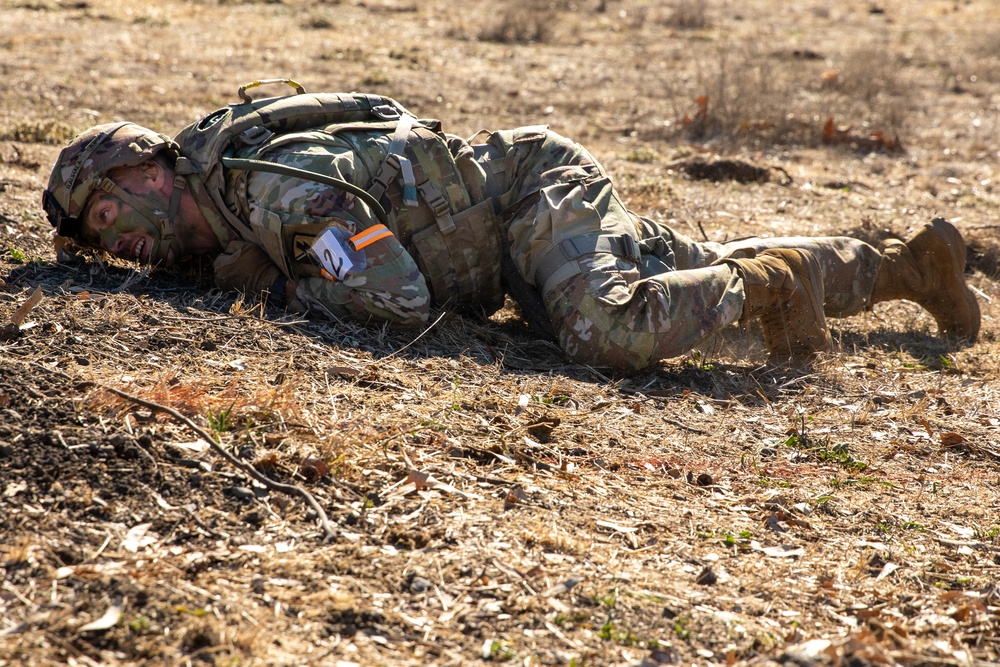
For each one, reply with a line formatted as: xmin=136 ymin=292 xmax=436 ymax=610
xmin=97 ymin=384 xmax=339 ymax=543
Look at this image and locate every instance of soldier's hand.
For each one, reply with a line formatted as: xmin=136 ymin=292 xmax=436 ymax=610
xmin=213 ymin=241 xmax=285 ymax=298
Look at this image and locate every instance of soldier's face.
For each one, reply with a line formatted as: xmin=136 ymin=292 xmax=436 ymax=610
xmin=79 ymin=164 xmax=176 ymax=266
xmin=81 ymin=193 xmax=157 ymax=263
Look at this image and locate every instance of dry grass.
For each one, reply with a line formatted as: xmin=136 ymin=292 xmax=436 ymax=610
xmin=0 ymin=120 xmax=76 ymax=145
xmin=660 ymin=0 xmax=711 ymax=30
xmin=0 ymin=1 xmax=999 ymax=666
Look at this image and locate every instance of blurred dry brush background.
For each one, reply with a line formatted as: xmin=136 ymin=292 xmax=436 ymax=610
xmin=439 ymin=0 xmax=956 ymax=149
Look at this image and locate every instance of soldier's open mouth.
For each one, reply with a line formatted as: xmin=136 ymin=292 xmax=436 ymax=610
xmin=134 ymin=238 xmax=145 ymax=261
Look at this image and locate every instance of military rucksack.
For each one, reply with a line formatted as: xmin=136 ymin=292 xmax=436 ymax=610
xmin=173 ymin=79 xmax=505 ymax=315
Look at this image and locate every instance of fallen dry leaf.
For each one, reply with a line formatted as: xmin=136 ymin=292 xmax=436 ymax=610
xmin=939 ymin=432 xmax=967 ymax=447
xmin=875 ymin=561 xmax=900 ymax=581
xmin=122 ymin=523 xmax=156 ymax=553
xmin=504 ymin=484 xmax=529 ymax=509
xmin=751 ymin=541 xmax=806 ymax=558
xmin=78 ymin=598 xmax=124 ymax=632
xmin=10 ymin=286 xmax=42 ymax=326
xmin=407 ymin=469 xmax=430 ymax=491
xmin=300 ymin=456 xmax=329 ymax=480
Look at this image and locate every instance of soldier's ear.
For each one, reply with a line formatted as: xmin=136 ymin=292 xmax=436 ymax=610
xmin=108 ymin=160 xmax=166 ymax=194
xmin=138 ymin=159 xmax=167 ymax=191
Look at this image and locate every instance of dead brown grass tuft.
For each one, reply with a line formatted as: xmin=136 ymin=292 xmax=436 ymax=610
xmin=84 ymin=361 xmax=303 ymax=434
xmin=660 ymin=0 xmax=711 ymax=30
xmin=675 ymin=35 xmax=912 ymax=149
xmin=834 ymin=43 xmax=910 ymax=139
xmin=0 ymin=119 xmax=76 ymax=144
xmin=302 ymin=13 xmax=335 ymax=30
xmin=966 ymin=228 xmax=1000 ymax=278
xmin=521 ymin=516 xmax=584 ymax=554
xmin=680 ymin=37 xmax=820 ymax=145
xmin=474 ymin=0 xmax=557 ymax=44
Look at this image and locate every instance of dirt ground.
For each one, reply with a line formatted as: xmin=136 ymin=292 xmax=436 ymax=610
xmin=1 ymin=0 xmax=999 ymax=665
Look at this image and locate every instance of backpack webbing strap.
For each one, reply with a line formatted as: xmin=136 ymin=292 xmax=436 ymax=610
xmin=370 ymin=115 xmax=417 ymax=206
xmin=367 ymin=116 xmax=458 ymax=236
xmin=386 ymin=115 xmax=417 ymax=206
xmin=415 ymin=179 xmax=456 ymax=235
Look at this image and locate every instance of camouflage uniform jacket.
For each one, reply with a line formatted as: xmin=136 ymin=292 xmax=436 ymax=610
xmin=176 ymin=112 xmax=504 ymax=328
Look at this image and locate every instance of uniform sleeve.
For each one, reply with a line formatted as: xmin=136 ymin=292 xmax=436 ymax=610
xmin=291 ymin=233 xmax=431 ymax=327
xmin=242 ymin=141 xmax=431 ymax=327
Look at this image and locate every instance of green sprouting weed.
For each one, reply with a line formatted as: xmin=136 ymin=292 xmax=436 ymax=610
xmin=684 ymin=350 xmax=714 ymax=370
xmin=831 ymin=476 xmax=888 ymax=488
xmin=594 ymin=591 xmax=617 ymax=607
xmin=816 ymin=442 xmax=868 ymax=471
xmin=598 ymin=620 xmax=640 ymax=646
xmin=362 ymin=69 xmax=390 ymax=86
xmin=624 ymin=146 xmax=662 ymax=163
xmin=206 ymin=403 xmax=236 ymax=437
xmin=485 ymin=640 xmax=516 ymax=661
xmin=673 ymin=616 xmax=690 ymax=640
xmin=127 ymin=615 xmax=150 ymax=634
xmin=740 ymin=452 xmax=760 ymax=473
xmin=175 ymin=606 xmax=208 ymax=617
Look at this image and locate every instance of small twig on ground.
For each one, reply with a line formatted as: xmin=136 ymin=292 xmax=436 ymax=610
xmin=697 ymin=220 xmax=710 ymax=243
xmin=95 ymin=383 xmax=339 ymax=543
xmin=384 ymin=309 xmax=448 ymax=359
xmin=624 ymin=391 xmax=709 ymax=435
xmin=661 ymin=416 xmax=708 ymax=435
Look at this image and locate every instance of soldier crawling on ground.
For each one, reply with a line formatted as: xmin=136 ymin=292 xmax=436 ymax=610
xmin=43 ymin=79 xmax=980 ymax=372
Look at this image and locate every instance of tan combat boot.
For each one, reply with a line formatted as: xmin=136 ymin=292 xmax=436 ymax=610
xmin=872 ymin=218 xmax=980 ymax=341
xmin=725 ymin=248 xmax=831 ymax=362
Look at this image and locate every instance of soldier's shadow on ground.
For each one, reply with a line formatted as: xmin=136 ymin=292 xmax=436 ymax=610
xmin=832 ymin=327 xmax=972 ymax=371
xmin=9 ymin=260 xmax=971 ymax=409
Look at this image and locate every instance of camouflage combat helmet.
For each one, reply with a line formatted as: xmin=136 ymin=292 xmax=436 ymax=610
xmin=42 ymin=122 xmax=176 ymax=242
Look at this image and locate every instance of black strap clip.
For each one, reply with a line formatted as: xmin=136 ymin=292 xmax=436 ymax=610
xmin=371 ymin=104 xmax=403 ymax=122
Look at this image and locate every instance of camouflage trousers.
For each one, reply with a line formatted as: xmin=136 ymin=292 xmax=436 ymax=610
xmin=473 ymin=128 xmax=881 ymax=371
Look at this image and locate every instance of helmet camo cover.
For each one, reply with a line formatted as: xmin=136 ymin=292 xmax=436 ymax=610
xmin=42 ymin=122 xmax=173 ymax=240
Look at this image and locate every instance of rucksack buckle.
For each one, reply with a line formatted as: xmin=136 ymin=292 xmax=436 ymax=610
xmin=371 ymin=104 xmax=402 ymax=122
xmin=238 ymin=125 xmax=273 ymax=146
